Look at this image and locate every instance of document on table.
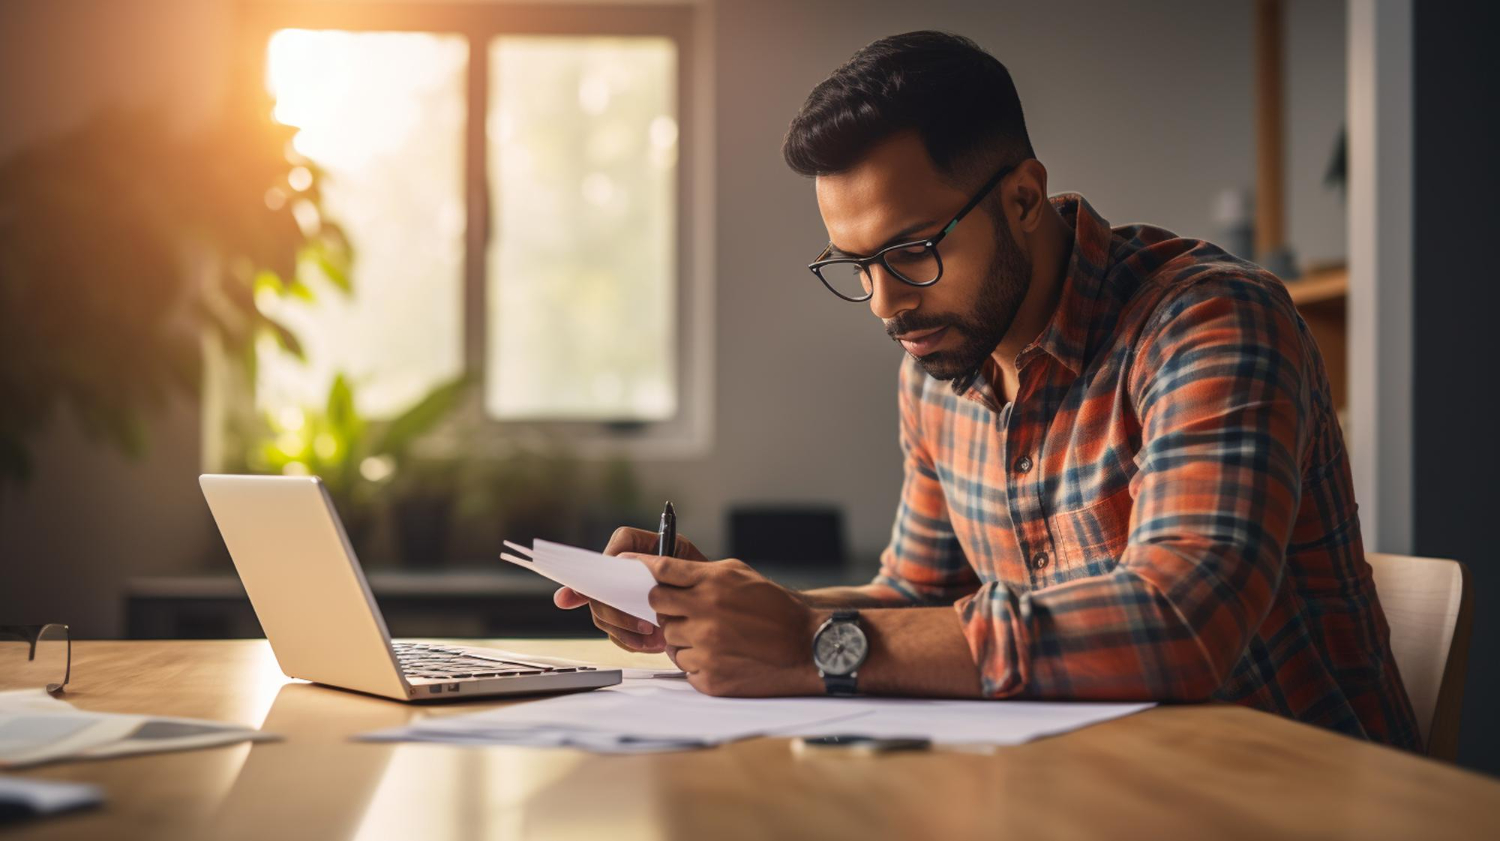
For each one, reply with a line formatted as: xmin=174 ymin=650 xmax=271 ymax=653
xmin=780 ymin=697 xmax=1155 ymax=746
xmin=500 ymin=539 xmax=658 ymax=626
xmin=359 ymin=677 xmax=1153 ymax=754
xmin=361 ymin=678 xmax=868 ymax=753
xmin=0 ymin=689 xmax=278 ymax=769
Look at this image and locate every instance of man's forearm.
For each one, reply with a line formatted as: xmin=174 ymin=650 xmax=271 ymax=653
xmin=798 ymin=584 xmax=911 ymax=609
xmin=840 ymin=605 xmax=983 ymax=698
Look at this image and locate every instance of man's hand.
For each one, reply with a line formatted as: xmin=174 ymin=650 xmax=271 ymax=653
xmin=552 ymin=526 xmax=709 ymax=654
xmin=636 ymin=554 xmax=824 ymax=697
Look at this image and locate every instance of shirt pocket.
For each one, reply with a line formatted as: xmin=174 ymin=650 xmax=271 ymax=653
xmin=1047 ymin=485 xmax=1133 ymax=581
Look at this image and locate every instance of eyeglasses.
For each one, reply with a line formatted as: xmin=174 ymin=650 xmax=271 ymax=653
xmin=0 ymin=623 xmax=71 ymax=694
xmin=807 ymin=163 xmax=1015 ymax=302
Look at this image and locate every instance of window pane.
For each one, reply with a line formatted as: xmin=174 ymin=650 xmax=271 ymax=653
xmin=259 ymin=30 xmax=466 ymax=418
xmin=487 ymin=36 xmax=678 ymax=420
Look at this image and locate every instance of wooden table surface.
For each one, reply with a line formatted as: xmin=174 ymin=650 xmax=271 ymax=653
xmin=5 ymin=640 xmax=1499 ymax=841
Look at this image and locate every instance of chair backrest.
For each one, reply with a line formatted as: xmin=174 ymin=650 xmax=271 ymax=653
xmin=1365 ymin=552 xmax=1474 ymax=760
xmin=728 ymin=505 xmax=846 ymax=568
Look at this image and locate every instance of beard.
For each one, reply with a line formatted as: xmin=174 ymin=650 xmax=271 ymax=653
xmin=885 ymin=222 xmax=1032 ymax=381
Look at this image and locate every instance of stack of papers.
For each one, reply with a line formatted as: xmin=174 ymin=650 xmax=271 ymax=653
xmin=363 ymin=679 xmax=866 ymax=753
xmin=360 ymin=677 xmax=1153 ymax=754
xmin=0 ymin=690 xmax=277 ymax=769
xmin=500 ymin=539 xmax=657 ymax=626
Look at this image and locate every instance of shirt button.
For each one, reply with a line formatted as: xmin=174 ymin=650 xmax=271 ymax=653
xmin=1014 ymin=455 xmax=1033 ymax=474
xmin=1030 ymin=552 xmax=1049 ymax=570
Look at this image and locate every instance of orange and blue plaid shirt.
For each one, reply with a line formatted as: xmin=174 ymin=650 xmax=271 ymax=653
xmin=871 ymin=194 xmax=1420 ymax=750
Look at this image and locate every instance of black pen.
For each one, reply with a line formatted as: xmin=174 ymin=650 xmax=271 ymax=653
xmin=656 ymin=501 xmax=677 ymax=558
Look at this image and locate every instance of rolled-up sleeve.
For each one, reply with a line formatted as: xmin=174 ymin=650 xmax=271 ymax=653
xmin=955 ymin=275 xmax=1310 ymax=700
xmin=870 ymin=358 xmax=981 ymax=606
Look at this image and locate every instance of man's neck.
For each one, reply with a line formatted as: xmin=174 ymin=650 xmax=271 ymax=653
xmin=989 ymin=201 xmax=1071 ymax=400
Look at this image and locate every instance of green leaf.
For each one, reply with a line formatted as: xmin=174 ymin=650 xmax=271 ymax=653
xmin=327 ymin=373 xmax=355 ymax=430
xmin=286 ymin=279 xmax=316 ymax=302
xmin=304 ymin=235 xmax=353 ymax=295
xmin=253 ymin=269 xmax=286 ymax=298
xmin=375 ymin=376 xmax=470 ymax=461
xmin=260 ymin=316 xmax=305 ymax=361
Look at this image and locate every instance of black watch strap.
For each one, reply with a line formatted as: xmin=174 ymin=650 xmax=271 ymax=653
xmin=823 ymin=673 xmax=858 ymax=696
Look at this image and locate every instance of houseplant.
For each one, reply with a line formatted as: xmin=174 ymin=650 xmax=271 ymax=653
xmin=0 ymin=104 xmax=350 ymax=487
xmin=243 ymin=372 xmax=470 ymax=560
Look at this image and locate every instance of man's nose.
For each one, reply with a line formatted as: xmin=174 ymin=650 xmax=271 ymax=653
xmin=867 ymin=263 xmax=918 ymax=321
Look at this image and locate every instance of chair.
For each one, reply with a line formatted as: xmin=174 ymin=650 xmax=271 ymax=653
xmin=1366 ymin=552 xmax=1474 ymax=760
xmin=728 ymin=505 xmax=847 ymax=569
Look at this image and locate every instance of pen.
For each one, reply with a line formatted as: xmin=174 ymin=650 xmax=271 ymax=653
xmin=656 ymin=501 xmax=677 ymax=558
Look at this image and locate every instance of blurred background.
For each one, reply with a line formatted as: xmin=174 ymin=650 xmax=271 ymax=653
xmin=1 ymin=0 xmax=1494 ymax=772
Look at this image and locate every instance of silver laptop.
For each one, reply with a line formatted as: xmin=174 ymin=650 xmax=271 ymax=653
xmin=199 ymin=474 xmax=621 ymax=702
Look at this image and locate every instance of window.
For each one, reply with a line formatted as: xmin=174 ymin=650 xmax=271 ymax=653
xmin=487 ymin=36 xmax=678 ymax=421
xmin=240 ymin=3 xmax=704 ymax=451
xmin=260 ymin=30 xmax=468 ymax=418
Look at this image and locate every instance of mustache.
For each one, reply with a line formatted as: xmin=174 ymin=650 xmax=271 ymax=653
xmin=885 ymin=313 xmax=957 ymax=339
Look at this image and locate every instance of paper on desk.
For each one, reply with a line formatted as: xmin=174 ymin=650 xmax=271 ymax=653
xmin=359 ymin=677 xmax=869 ymax=753
xmin=0 ymin=689 xmax=278 ymax=769
xmin=781 ymin=698 xmax=1155 ymax=746
xmin=358 ymin=676 xmax=1153 ymax=754
xmin=500 ymin=538 xmax=658 ymax=625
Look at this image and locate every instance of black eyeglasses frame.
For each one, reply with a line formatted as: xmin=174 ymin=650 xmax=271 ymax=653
xmin=807 ymin=163 xmax=1017 ymax=303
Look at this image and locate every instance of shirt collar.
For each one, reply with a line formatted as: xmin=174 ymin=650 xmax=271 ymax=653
xmin=951 ymin=193 xmax=1114 ymax=404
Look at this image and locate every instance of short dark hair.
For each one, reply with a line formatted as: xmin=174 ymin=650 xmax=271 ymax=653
xmin=782 ymin=31 xmax=1034 ymax=185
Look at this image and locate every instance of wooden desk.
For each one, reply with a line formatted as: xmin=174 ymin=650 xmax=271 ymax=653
xmin=7 ymin=641 xmax=1499 ymax=841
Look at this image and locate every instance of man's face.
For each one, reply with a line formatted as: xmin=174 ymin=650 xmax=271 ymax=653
xmin=814 ymin=132 xmax=1032 ymax=381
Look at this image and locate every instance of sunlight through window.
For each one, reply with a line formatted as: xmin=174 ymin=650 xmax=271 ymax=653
xmin=259 ymin=30 xmax=467 ymax=418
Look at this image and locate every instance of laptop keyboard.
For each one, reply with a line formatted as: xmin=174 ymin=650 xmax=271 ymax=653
xmin=393 ymin=642 xmax=598 ymax=680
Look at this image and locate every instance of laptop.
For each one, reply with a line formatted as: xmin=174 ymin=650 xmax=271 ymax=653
xmin=199 ymin=474 xmax=621 ymax=701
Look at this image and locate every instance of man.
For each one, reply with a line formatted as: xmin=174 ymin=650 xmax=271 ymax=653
xmin=556 ymin=31 xmax=1420 ymax=750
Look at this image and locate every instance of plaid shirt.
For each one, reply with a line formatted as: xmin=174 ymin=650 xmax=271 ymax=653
xmin=871 ymin=194 xmax=1420 ymax=750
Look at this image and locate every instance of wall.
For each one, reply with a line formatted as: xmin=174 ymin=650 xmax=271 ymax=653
xmin=0 ymin=0 xmax=1349 ymax=638
xmin=1411 ymin=0 xmax=1500 ymax=776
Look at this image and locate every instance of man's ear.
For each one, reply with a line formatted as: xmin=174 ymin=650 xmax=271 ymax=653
xmin=1007 ymin=159 xmax=1050 ymax=235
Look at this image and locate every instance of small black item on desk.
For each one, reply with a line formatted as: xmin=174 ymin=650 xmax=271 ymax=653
xmin=792 ymin=735 xmax=932 ymax=754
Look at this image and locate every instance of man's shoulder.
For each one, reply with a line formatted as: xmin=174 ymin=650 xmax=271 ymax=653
xmin=1105 ymin=228 xmax=1300 ymax=341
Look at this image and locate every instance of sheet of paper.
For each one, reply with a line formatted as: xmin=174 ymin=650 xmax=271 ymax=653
xmin=780 ymin=698 xmax=1155 ymax=745
xmin=0 ymin=693 xmax=278 ymax=769
xmin=0 ymin=690 xmax=73 ymax=714
xmin=619 ymin=668 xmax=688 ymax=679
xmin=359 ymin=677 xmax=1154 ymax=754
xmin=499 ymin=538 xmax=658 ymax=625
xmin=414 ymin=682 xmax=868 ymax=741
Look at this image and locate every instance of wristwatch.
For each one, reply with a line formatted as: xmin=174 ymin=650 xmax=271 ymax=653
xmin=812 ymin=610 xmax=869 ymax=696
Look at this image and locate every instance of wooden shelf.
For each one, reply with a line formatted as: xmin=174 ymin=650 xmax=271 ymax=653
xmin=1284 ymin=264 xmax=1348 ymax=412
xmin=1286 ymin=266 xmax=1348 ymax=306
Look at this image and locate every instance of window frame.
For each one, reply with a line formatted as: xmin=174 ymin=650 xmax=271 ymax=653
xmin=232 ymin=1 xmax=712 ymax=459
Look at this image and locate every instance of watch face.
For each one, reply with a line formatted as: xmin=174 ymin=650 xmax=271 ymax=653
xmin=814 ymin=621 xmax=867 ymax=676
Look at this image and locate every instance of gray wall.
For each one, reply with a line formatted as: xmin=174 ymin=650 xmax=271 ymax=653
xmin=0 ymin=0 xmax=1348 ymax=638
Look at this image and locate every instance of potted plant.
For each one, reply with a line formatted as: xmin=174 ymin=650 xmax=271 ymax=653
xmin=242 ymin=373 xmax=469 ymax=561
